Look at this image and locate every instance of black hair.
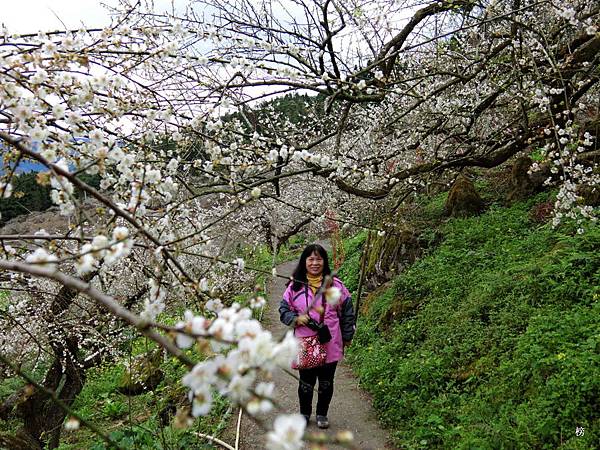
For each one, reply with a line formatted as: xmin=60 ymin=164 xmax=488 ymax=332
xmin=290 ymin=244 xmax=331 ymax=291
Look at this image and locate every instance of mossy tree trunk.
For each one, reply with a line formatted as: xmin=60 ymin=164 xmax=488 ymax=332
xmin=4 ymin=274 xmax=96 ymax=449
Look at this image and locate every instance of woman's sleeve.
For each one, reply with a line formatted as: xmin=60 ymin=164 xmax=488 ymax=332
xmin=339 ymin=296 xmax=356 ymax=342
xmin=338 ymin=281 xmax=356 ymax=341
xmin=279 ymin=286 xmax=297 ymax=327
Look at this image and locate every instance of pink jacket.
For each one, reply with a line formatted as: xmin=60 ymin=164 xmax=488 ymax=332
xmin=279 ymin=277 xmax=355 ymax=364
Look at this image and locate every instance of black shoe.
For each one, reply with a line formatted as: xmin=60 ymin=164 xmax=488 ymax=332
xmin=303 ymin=414 xmax=310 ymax=426
xmin=316 ymin=415 xmax=329 ymax=429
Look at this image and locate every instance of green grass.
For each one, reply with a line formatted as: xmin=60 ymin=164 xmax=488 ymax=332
xmin=343 ymin=192 xmax=600 ymax=449
xmin=57 ymin=338 xmax=230 ymax=450
xmin=337 ymin=230 xmax=368 ymax=292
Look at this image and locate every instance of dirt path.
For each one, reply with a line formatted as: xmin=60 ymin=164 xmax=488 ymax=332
xmin=221 ymin=256 xmax=395 ymax=449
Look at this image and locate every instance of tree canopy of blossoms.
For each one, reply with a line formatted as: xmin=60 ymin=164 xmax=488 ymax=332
xmin=0 ymin=0 xmax=598 ymax=448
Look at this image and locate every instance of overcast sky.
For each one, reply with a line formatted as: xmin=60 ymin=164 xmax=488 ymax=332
xmin=1 ymin=0 xmax=185 ymax=34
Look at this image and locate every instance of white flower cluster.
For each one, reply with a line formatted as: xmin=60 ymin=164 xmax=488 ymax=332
xmin=250 ymin=187 xmax=262 ymax=199
xmin=140 ymin=278 xmax=167 ymax=321
xmin=545 ymin=128 xmax=598 ymax=228
xmin=266 ymin=414 xmax=306 ymax=450
xmin=63 ymin=417 xmax=80 ymax=431
xmin=179 ymin=304 xmax=298 ymax=420
xmin=75 ymin=226 xmax=134 ymax=275
xmin=324 ymin=286 xmax=342 ymax=306
xmin=49 ymin=159 xmax=76 ymax=216
xmin=555 ymin=5 xmax=578 ymax=26
xmin=0 ymin=182 xmax=13 ymax=199
xmin=250 ymin=295 xmax=266 ymax=309
xmin=25 ymin=248 xmax=58 ymax=268
xmin=532 ymin=88 xmax=551 ymax=113
xmin=233 ymin=257 xmax=245 ymax=271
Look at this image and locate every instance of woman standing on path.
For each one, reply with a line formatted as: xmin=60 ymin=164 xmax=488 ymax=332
xmin=279 ymin=243 xmax=355 ymax=429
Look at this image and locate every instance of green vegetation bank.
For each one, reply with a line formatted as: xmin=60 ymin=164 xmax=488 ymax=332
xmin=340 ymin=191 xmax=599 ymax=449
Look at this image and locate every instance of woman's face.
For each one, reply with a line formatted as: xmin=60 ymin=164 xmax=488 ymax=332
xmin=305 ymin=251 xmax=324 ymax=277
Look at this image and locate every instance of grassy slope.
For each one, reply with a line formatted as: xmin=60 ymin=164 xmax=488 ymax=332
xmin=58 ymin=340 xmax=230 ymax=450
xmin=342 ymin=193 xmax=599 ymax=449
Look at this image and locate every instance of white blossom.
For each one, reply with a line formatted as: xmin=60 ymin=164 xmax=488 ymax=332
xmin=25 ymin=248 xmax=58 ymax=268
xmin=112 ymin=226 xmax=129 ymax=241
xmin=63 ymin=418 xmax=80 ymax=431
xmin=325 ymin=286 xmax=342 ymax=306
xmin=190 ymin=386 xmax=213 ymax=416
xmin=266 ymin=414 xmax=306 ymax=450
xmin=271 ymin=331 xmax=299 ymax=368
xmin=250 ymin=295 xmax=266 ymax=309
xmin=234 ymin=257 xmax=245 ymax=271
xmin=250 ymin=187 xmax=262 ymax=199
xmin=75 ymin=244 xmax=96 ymax=275
xmin=199 ymin=278 xmax=209 ymax=292
xmin=89 ymin=129 xmax=104 ymax=143
xmin=175 ymin=310 xmax=210 ymax=348
xmin=0 ymin=182 xmax=13 ymax=199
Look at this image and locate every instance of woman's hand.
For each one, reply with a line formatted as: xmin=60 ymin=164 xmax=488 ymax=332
xmin=295 ymin=314 xmax=310 ymax=326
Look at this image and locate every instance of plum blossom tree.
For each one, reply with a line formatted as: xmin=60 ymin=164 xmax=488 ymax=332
xmin=0 ymin=0 xmax=598 ymax=448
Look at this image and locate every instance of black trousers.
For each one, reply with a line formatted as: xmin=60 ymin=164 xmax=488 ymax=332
xmin=298 ymin=361 xmax=338 ymax=417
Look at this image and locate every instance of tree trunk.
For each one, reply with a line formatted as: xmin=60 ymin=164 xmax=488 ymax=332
xmin=7 ymin=275 xmax=96 ymax=449
xmin=15 ymin=339 xmax=86 ymax=449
